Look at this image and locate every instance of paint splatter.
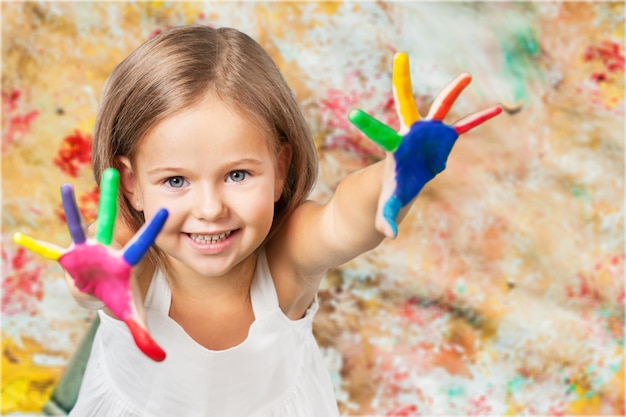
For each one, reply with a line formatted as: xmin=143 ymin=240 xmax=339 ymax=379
xmin=53 ymin=130 xmax=93 ymax=178
xmin=1 ymin=89 xmax=40 ymax=151
xmin=1 ymin=247 xmax=44 ymax=316
xmin=579 ymin=39 xmax=625 ymax=109
xmin=386 ymin=404 xmax=417 ymax=416
xmin=565 ymin=273 xmax=603 ymax=305
xmin=467 ymin=394 xmax=492 ymax=415
xmin=54 ymin=185 xmax=100 ymax=225
xmin=584 ymin=40 xmax=625 ymax=80
xmin=499 ymin=22 xmax=543 ymax=106
xmin=2 ymin=2 xmax=624 ymax=415
xmin=319 ymin=72 xmax=397 ymax=162
xmin=2 ymin=335 xmax=63 ymax=414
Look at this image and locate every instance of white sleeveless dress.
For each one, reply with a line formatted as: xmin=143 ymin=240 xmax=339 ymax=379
xmin=70 ymin=250 xmax=340 ymax=417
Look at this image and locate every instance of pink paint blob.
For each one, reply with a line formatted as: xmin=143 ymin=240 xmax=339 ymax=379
xmin=59 ymin=243 xmax=133 ymax=320
xmin=59 ymin=243 xmax=166 ymax=361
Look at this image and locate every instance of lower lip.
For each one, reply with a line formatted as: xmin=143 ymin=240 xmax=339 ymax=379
xmin=185 ymin=230 xmax=238 ymax=254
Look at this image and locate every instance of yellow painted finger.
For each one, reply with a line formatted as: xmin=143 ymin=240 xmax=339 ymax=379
xmin=13 ymin=232 xmax=64 ymax=260
xmin=393 ymin=52 xmax=421 ymax=131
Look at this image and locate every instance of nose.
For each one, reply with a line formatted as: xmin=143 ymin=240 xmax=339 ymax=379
xmin=192 ymin=185 xmax=227 ymax=221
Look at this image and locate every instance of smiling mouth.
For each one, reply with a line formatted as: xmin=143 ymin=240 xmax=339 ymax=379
xmin=188 ymin=231 xmax=233 ymax=244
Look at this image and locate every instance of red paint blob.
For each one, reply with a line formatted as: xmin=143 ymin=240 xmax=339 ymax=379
xmin=386 ymin=404 xmax=418 ymax=416
xmin=124 ymin=319 xmax=166 ymax=362
xmin=53 ymin=129 xmax=93 ymax=177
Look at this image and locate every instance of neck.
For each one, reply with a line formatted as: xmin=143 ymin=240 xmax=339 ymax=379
xmin=164 ymin=253 xmax=258 ymax=303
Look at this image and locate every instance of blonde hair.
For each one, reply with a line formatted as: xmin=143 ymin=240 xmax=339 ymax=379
xmin=92 ymin=25 xmax=318 ymax=272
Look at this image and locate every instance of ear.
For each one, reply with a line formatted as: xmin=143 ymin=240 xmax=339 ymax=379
xmin=116 ymin=156 xmax=142 ymax=211
xmin=274 ymin=144 xmax=292 ymax=202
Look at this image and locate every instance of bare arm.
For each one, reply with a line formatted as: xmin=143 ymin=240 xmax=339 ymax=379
xmin=268 ymin=52 xmax=502 ymax=318
xmin=272 ymin=157 xmax=390 ymax=277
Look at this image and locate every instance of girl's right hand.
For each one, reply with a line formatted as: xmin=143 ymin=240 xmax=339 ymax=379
xmin=14 ymin=168 xmax=169 ymax=362
xmin=349 ymin=52 xmax=502 ymax=238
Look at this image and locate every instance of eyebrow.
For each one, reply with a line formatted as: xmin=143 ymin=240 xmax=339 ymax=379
xmin=146 ymin=158 xmax=266 ymax=175
xmin=229 ymin=158 xmax=265 ymax=167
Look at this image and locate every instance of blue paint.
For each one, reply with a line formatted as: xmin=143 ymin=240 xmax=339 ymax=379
xmin=382 ymin=196 xmax=402 ymax=237
xmin=384 ymin=121 xmax=458 ymax=235
xmin=123 ymin=208 xmax=168 ymax=266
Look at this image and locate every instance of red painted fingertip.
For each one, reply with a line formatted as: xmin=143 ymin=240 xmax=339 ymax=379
xmin=454 ymin=105 xmax=503 ymax=135
xmin=124 ymin=319 xmax=166 ymax=362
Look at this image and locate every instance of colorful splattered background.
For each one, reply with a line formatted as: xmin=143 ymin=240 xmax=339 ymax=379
xmin=2 ymin=2 xmax=624 ymax=416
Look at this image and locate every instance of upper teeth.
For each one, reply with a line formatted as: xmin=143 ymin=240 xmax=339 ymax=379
xmin=190 ymin=231 xmax=231 ymax=243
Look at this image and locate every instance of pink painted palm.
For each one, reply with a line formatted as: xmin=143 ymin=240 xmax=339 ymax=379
xmin=14 ymin=168 xmax=168 ymax=361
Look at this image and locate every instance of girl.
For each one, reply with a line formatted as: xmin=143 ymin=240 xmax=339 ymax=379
xmin=16 ymin=24 xmax=500 ymax=416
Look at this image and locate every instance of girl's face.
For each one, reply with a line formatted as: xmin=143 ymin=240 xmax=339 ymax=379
xmin=119 ymin=96 xmax=289 ymax=280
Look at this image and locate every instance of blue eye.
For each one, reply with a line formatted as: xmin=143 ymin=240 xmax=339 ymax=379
xmin=166 ymin=176 xmax=186 ymax=188
xmin=227 ymin=170 xmax=248 ymax=183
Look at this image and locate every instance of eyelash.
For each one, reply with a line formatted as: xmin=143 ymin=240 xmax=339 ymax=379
xmin=164 ymin=176 xmax=187 ymax=189
xmin=226 ymin=170 xmax=249 ymax=183
xmin=161 ymin=171 xmax=250 ymax=188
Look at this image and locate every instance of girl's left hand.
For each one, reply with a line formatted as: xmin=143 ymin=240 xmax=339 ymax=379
xmin=14 ymin=168 xmax=169 ymax=361
xmin=349 ymin=52 xmax=502 ymax=238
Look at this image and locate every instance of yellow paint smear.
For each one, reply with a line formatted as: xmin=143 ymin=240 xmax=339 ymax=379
xmin=2 ymin=335 xmax=65 ymax=414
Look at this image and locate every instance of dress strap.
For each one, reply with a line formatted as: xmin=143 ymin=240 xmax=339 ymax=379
xmin=144 ymin=269 xmax=171 ymax=315
xmin=250 ymin=248 xmax=280 ymax=318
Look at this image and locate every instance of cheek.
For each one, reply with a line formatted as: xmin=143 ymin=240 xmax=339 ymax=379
xmin=141 ymin=199 xmax=183 ymax=233
xmin=235 ymin=188 xmax=275 ymax=225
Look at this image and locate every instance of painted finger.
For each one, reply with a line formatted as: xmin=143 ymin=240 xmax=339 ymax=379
xmin=392 ymin=52 xmax=421 ymax=133
xmin=123 ymin=208 xmax=169 ymax=266
xmin=454 ymin=105 xmax=503 ymax=135
xmin=124 ymin=319 xmax=166 ymax=362
xmin=381 ymin=196 xmax=403 ymax=239
xmin=13 ymin=232 xmax=64 ymax=260
xmin=427 ymin=73 xmax=472 ymax=121
xmin=61 ymin=184 xmax=86 ymax=244
xmin=95 ymin=168 xmax=119 ymax=246
xmin=348 ymin=109 xmax=403 ymax=152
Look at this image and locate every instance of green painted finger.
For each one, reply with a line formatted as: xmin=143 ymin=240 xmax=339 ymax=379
xmin=348 ymin=109 xmax=403 ymax=152
xmin=95 ymin=168 xmax=119 ymax=245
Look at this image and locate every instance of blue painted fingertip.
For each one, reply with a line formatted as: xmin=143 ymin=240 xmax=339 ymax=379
xmin=123 ymin=209 xmax=169 ymax=266
xmin=382 ymin=196 xmax=402 ymax=238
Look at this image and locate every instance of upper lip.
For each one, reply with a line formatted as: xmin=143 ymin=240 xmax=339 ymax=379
xmin=187 ymin=230 xmax=234 ymax=237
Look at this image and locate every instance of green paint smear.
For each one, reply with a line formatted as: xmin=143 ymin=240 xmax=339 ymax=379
xmin=566 ymin=383 xmax=577 ymax=394
xmin=499 ymin=15 xmax=544 ymax=106
xmin=585 ymin=391 xmax=597 ymax=399
xmin=571 ymin=184 xmax=592 ymax=201
xmin=609 ymin=362 xmax=622 ymax=373
xmin=507 ymin=375 xmax=527 ymax=393
xmin=448 ymin=386 xmax=464 ymax=397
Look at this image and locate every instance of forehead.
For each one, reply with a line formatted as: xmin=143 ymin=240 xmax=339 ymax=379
xmin=136 ymin=96 xmax=276 ymax=161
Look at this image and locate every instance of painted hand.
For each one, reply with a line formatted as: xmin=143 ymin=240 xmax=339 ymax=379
xmin=13 ymin=168 xmax=169 ymax=361
xmin=349 ymin=52 xmax=502 ymax=238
